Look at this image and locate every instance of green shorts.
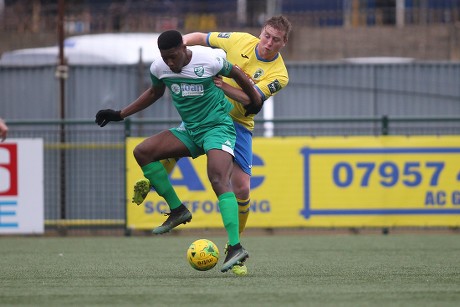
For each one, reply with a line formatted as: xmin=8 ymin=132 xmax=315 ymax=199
xmin=170 ymin=120 xmax=236 ymax=159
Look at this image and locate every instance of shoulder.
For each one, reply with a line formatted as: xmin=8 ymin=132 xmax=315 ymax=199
xmin=149 ymin=57 xmax=167 ymax=76
xmin=209 ymin=32 xmax=257 ymax=48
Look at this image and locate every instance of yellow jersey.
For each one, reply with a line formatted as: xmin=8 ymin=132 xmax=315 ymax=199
xmin=207 ymin=32 xmax=289 ymax=131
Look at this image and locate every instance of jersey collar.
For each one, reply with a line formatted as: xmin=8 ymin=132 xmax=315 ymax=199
xmin=255 ymin=44 xmax=279 ymax=62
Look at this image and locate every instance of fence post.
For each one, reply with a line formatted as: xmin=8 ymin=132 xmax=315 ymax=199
xmin=123 ymin=118 xmax=131 ymax=236
xmin=124 ymin=118 xmax=131 ymax=137
xmin=382 ymin=115 xmax=389 ymax=135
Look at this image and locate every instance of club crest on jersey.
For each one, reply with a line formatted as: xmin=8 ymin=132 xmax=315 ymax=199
xmin=253 ymin=68 xmax=264 ymax=80
xmin=171 ymin=84 xmax=181 ymax=95
xmin=194 ymin=66 xmax=204 ymax=77
xmin=217 ymin=32 xmax=231 ymax=38
xmin=267 ymin=79 xmax=282 ymax=94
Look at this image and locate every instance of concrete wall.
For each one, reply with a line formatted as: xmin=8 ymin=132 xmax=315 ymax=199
xmin=285 ymin=24 xmax=460 ymax=61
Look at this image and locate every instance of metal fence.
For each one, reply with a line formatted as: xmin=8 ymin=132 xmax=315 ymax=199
xmin=2 ymin=60 xmax=460 ymax=234
xmin=2 ymin=62 xmax=460 ymax=123
xmin=5 ymin=116 xmax=460 ymax=234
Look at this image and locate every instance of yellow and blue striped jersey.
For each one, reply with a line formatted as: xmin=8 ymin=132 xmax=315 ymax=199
xmin=207 ymin=32 xmax=289 ymax=131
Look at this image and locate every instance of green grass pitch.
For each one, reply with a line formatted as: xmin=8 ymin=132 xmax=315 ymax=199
xmin=0 ymin=233 xmax=459 ymax=306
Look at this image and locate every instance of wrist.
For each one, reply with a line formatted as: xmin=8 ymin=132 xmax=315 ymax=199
xmin=117 ymin=110 xmax=124 ymax=119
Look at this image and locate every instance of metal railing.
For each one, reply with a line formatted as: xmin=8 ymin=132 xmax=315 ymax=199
xmin=5 ymin=116 xmax=460 ymax=234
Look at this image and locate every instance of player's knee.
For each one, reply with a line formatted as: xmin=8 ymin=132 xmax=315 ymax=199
xmin=234 ymin=182 xmax=250 ymax=199
xmin=209 ymin=175 xmax=230 ymax=194
xmin=133 ymin=144 xmax=150 ymax=165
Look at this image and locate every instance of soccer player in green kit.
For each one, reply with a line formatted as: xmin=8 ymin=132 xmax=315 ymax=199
xmin=95 ymin=30 xmax=261 ymax=272
xmin=133 ymin=16 xmax=291 ymax=275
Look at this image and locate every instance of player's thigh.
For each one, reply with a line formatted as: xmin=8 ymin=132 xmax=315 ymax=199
xmin=206 ymin=149 xmax=234 ymax=182
xmin=170 ymin=126 xmax=204 ymax=158
xmin=136 ymin=130 xmax=190 ymax=161
xmin=233 ymin=121 xmax=253 ymax=176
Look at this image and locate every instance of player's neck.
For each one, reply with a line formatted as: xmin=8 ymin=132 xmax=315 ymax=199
xmin=184 ymin=49 xmax=193 ymax=66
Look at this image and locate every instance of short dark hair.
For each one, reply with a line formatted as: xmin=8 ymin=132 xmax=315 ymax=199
xmin=157 ymin=30 xmax=183 ymax=50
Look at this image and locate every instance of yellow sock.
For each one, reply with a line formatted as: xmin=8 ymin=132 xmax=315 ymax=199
xmin=161 ymin=158 xmax=177 ymax=174
xmin=237 ymin=198 xmax=250 ymax=234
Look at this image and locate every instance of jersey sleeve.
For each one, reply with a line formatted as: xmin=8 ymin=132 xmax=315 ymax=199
xmin=149 ymin=60 xmax=163 ymax=86
xmin=254 ymin=69 xmax=289 ymax=101
xmin=216 ymin=57 xmax=233 ymax=77
xmin=207 ymin=55 xmax=233 ymax=77
xmin=207 ymin=32 xmax=247 ymax=53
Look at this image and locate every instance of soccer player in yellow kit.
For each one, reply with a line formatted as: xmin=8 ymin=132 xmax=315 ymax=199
xmin=186 ymin=16 xmax=291 ymax=275
xmin=132 ymin=16 xmax=291 ymax=275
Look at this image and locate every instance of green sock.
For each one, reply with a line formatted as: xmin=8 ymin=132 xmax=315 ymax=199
xmin=218 ymin=192 xmax=239 ymax=246
xmin=141 ymin=161 xmax=182 ymax=210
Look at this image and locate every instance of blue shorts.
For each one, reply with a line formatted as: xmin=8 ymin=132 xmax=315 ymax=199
xmin=233 ymin=121 xmax=253 ymax=176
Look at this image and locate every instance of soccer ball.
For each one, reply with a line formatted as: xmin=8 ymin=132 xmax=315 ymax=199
xmin=187 ymin=239 xmax=219 ymax=271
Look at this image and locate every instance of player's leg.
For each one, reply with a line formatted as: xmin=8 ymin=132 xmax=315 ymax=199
xmin=206 ymin=149 xmax=249 ymax=272
xmin=232 ymin=122 xmax=253 ymax=235
xmin=132 ymin=157 xmax=179 ymax=205
xmin=134 ymin=124 xmax=184 ymax=204
xmin=161 ymin=158 xmax=178 ymax=174
xmin=206 ymin=148 xmax=238 ymax=244
xmin=232 ymin=165 xmax=251 ymax=234
xmin=227 ymin=122 xmax=252 ymax=275
xmin=133 ymin=130 xmax=197 ymax=234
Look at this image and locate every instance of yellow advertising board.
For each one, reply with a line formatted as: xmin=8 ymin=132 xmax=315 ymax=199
xmin=126 ymin=136 xmax=460 ymax=230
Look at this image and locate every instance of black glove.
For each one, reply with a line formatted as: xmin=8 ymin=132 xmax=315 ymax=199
xmin=95 ymin=109 xmax=123 ymax=127
xmin=244 ymin=101 xmax=263 ymax=117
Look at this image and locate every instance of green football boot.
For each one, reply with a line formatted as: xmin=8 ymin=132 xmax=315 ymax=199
xmin=221 ymin=243 xmax=249 ymax=273
xmin=152 ymin=206 xmax=192 ymax=234
xmin=224 ymin=242 xmax=248 ymax=276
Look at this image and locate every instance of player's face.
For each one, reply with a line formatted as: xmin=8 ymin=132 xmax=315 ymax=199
xmin=160 ymin=44 xmax=187 ymax=73
xmin=258 ymin=25 xmax=286 ymax=60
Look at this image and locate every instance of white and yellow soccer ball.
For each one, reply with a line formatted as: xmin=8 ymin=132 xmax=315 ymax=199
xmin=187 ymin=239 xmax=219 ymax=271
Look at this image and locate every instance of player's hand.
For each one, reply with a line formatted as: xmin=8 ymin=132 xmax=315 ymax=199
xmin=95 ymin=109 xmax=123 ymax=127
xmin=244 ymin=101 xmax=263 ymax=117
xmin=213 ymin=76 xmax=223 ymax=88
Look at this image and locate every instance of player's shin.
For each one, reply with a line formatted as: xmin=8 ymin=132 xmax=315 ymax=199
xmin=141 ymin=161 xmax=182 ymax=210
xmin=218 ymin=192 xmax=240 ymax=246
xmin=237 ymin=198 xmax=250 ymax=234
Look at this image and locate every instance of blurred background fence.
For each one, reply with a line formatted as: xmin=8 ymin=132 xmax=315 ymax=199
xmin=5 ymin=115 xmax=460 ymax=235
xmin=1 ymin=0 xmax=460 ymax=235
xmin=2 ymin=61 xmax=460 ymax=122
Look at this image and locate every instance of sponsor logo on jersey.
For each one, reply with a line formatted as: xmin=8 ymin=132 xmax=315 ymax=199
xmin=241 ymin=53 xmax=249 ymax=59
xmin=180 ymin=83 xmax=204 ymax=96
xmin=253 ymin=68 xmax=264 ymax=80
xmin=194 ymin=66 xmax=204 ymax=77
xmin=267 ymin=79 xmax=282 ymax=94
xmin=217 ymin=32 xmax=231 ymax=38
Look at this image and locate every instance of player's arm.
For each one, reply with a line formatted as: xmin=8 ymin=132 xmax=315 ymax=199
xmin=214 ymin=76 xmax=263 ymax=106
xmin=95 ymin=84 xmax=165 ymax=127
xmin=183 ymin=32 xmax=208 ymax=46
xmin=225 ymin=66 xmax=262 ymax=116
xmin=120 ymin=84 xmax=165 ymax=118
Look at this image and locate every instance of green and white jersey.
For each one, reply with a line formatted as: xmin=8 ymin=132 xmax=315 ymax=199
xmin=150 ymin=49 xmax=234 ymax=132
